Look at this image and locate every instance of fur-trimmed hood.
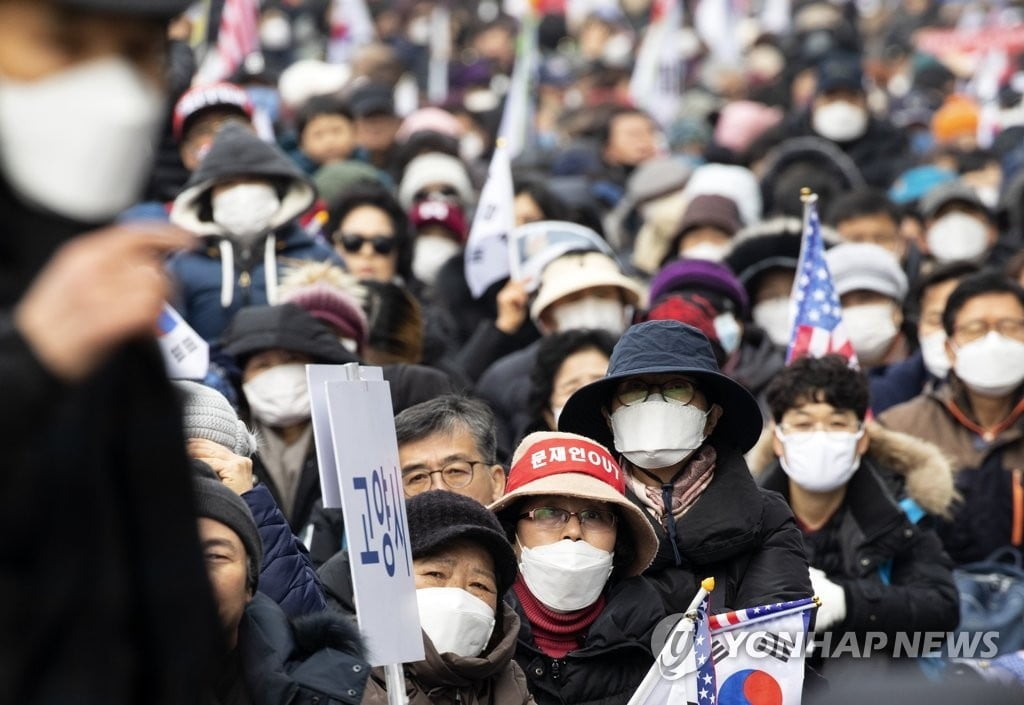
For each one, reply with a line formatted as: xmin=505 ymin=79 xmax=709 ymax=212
xmin=747 ymin=420 xmax=958 ymax=519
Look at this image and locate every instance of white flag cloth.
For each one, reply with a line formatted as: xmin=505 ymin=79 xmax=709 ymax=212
xmin=195 ymin=0 xmax=259 ymax=84
xmin=156 ymin=304 xmax=210 ymax=380
xmin=464 ymin=143 xmax=517 ymax=298
xmin=497 ymin=5 xmax=539 ymax=158
xmin=629 ymin=0 xmax=684 ymax=128
xmin=327 ymin=0 xmax=376 ymax=65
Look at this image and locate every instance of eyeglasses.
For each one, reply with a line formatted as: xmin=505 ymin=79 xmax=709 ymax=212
xmin=337 ymin=233 xmax=396 ymax=255
xmin=614 ymin=378 xmax=697 ymax=407
xmin=953 ymin=318 xmax=1024 ymax=344
xmin=517 ymin=507 xmax=618 ymax=533
xmin=402 ymin=460 xmax=486 ymax=496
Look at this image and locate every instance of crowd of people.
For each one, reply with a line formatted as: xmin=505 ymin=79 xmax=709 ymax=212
xmin=7 ymin=0 xmax=1024 ymax=703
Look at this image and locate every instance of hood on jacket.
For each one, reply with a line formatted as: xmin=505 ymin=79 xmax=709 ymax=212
xmin=170 ymin=123 xmax=316 ymax=238
xmin=220 ymin=303 xmax=358 ymax=366
xmin=747 ymin=420 xmax=958 ymax=519
xmin=758 ymin=136 xmax=867 ymax=216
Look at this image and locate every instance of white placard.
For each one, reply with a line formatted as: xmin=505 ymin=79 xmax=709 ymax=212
xmin=323 ymin=372 xmax=423 ymax=667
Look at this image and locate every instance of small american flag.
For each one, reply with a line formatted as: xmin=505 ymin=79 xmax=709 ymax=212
xmin=197 ymin=0 xmax=260 ymax=83
xmin=785 ymin=198 xmax=858 ymax=367
xmin=693 ymin=594 xmax=718 ymax=705
xmin=709 ymin=597 xmax=819 ymax=631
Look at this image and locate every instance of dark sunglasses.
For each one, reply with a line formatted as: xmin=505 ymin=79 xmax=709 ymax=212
xmin=337 ymin=233 xmax=396 ymax=255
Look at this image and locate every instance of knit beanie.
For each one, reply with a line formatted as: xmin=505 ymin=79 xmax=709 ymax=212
xmin=282 ymin=282 xmax=369 ymax=351
xmin=406 ymin=490 xmax=517 ymax=599
xmin=193 ymin=475 xmax=263 ymax=591
xmin=312 ymin=161 xmax=385 ymax=204
xmin=675 ymin=194 xmax=743 ymax=239
xmin=175 ymin=380 xmax=258 ymax=457
xmin=398 ymin=153 xmax=475 ymax=209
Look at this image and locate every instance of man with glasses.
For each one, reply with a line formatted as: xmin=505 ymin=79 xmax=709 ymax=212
xmin=760 ymin=355 xmax=958 ymax=673
xmin=881 ymin=271 xmax=1024 ymax=564
xmin=558 ymin=320 xmax=812 ymax=613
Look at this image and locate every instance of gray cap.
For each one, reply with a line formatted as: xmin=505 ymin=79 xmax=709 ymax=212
xmin=826 ymin=242 xmax=909 ymax=300
xmin=175 ymin=381 xmax=257 ymax=457
xmin=920 ymin=182 xmax=989 ymax=220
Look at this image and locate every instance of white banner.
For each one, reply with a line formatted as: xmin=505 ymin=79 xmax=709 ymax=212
xmin=464 ymin=143 xmax=517 ymax=298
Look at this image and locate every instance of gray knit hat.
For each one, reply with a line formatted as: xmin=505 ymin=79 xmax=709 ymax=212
xmin=193 ymin=474 xmax=263 ymax=591
xmin=175 ymin=381 xmax=257 ymax=457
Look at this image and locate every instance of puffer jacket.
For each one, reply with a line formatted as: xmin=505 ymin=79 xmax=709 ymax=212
xmin=167 ymin=123 xmax=338 ymax=342
xmin=509 ymin=577 xmax=664 ymax=705
xmin=361 ymin=604 xmax=535 ymax=705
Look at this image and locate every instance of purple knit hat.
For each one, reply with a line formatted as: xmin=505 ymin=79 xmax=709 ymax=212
xmin=648 ymin=259 xmax=750 ymax=318
xmin=282 ymin=282 xmax=369 ymax=351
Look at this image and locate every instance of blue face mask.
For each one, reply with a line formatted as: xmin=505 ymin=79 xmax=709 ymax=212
xmin=245 ymin=86 xmax=281 ymax=126
xmin=714 ymin=313 xmax=742 ymax=356
xmin=909 ymin=129 xmax=934 ymax=156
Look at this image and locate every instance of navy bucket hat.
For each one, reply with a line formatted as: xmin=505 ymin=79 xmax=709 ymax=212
xmin=557 ymin=320 xmax=763 ymax=452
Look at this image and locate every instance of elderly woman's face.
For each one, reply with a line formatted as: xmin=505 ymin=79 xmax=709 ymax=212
xmin=515 ymin=494 xmax=618 ymax=554
xmin=413 ymin=541 xmax=498 ymax=611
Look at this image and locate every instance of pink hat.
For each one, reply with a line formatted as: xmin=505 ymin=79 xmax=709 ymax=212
xmin=396 ymin=107 xmax=465 ymax=142
xmin=282 ymin=282 xmax=368 ymax=351
xmin=713 ymin=101 xmax=783 ymax=156
xmin=489 ymin=431 xmax=659 ymax=577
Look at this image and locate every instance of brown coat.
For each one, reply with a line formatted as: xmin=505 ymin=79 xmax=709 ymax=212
xmin=361 ymin=603 xmax=536 ymax=705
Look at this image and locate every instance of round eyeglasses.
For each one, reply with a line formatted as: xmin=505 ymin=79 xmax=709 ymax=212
xmin=402 ymin=460 xmax=486 ymax=496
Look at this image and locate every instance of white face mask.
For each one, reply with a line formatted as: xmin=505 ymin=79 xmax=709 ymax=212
xmin=0 ymin=56 xmax=164 ymax=222
xmin=213 ymin=183 xmax=281 ymax=243
xmin=416 ymin=587 xmax=496 ymax=658
xmin=260 ymin=15 xmax=293 ymax=50
xmin=682 ymin=242 xmax=732 ymax=262
xmin=919 ymin=330 xmax=951 ymax=379
xmin=412 ymin=234 xmax=461 ymax=286
xmin=753 ymin=297 xmax=792 ymax=346
xmin=953 ymin=331 xmax=1024 ymax=397
xmin=714 ymin=312 xmax=742 ymax=355
xmin=518 ymin=538 xmax=614 ymax=611
xmin=242 ymin=363 xmax=311 ymax=427
xmin=812 ymin=100 xmax=869 ymax=143
xmin=776 ymin=427 xmax=864 ymax=493
xmin=459 ymin=133 xmax=485 ymax=163
xmin=926 ymin=212 xmax=990 ymax=263
xmin=611 ymin=400 xmax=709 ymax=470
xmin=551 ymin=297 xmax=629 ymax=336
xmin=843 ymin=303 xmax=898 ymax=365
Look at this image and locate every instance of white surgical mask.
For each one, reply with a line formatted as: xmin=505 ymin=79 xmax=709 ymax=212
xmin=260 ymin=15 xmax=293 ymax=50
xmin=551 ymin=298 xmax=629 ymax=336
xmin=213 ymin=183 xmax=281 ymax=243
xmin=775 ymin=427 xmax=864 ymax=493
xmin=812 ymin=101 xmax=869 ymax=143
xmin=682 ymin=242 xmax=732 ymax=262
xmin=0 ymin=56 xmax=164 ymax=222
xmin=412 ymin=234 xmax=460 ymax=285
xmin=953 ymin=331 xmax=1024 ymax=397
xmin=459 ymin=132 xmax=485 ymax=163
xmin=416 ymin=587 xmax=495 ymax=658
xmin=714 ymin=312 xmax=742 ymax=355
xmin=926 ymin=212 xmax=990 ymax=263
xmin=242 ymin=363 xmax=311 ymax=427
xmin=611 ymin=400 xmax=709 ymax=470
xmin=518 ymin=538 xmax=614 ymax=611
xmin=753 ymin=297 xmax=792 ymax=346
xmin=919 ymin=330 xmax=951 ymax=379
xmin=842 ymin=303 xmax=898 ymax=365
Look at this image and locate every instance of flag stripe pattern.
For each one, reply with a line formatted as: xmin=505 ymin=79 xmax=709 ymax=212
xmin=708 ymin=597 xmax=818 ymax=632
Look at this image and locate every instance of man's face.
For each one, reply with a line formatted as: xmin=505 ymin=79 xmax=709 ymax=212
xmin=197 ymin=517 xmax=252 ymax=648
xmin=180 ymin=111 xmax=254 ymax=170
xmin=355 ymin=113 xmax=400 ymax=154
xmin=918 ymin=278 xmax=961 ymax=339
xmin=301 ymin=114 xmax=355 ymax=166
xmin=771 ymin=400 xmax=869 ymax=459
xmin=399 ymin=427 xmax=506 ymax=504
xmin=946 ymin=292 xmax=1024 ymax=366
xmin=604 ymin=113 xmax=658 ymax=167
xmin=836 ymin=214 xmax=905 ymax=259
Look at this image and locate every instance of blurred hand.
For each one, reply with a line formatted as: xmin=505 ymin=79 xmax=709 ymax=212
xmin=14 ymin=223 xmax=193 ymax=382
xmin=495 ymin=279 xmax=529 ymax=334
xmin=809 ymin=567 xmax=847 ymax=631
xmin=187 ymin=438 xmax=254 ymax=496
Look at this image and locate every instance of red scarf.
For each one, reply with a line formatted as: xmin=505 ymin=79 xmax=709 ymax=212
xmin=513 ymin=575 xmax=606 ymax=658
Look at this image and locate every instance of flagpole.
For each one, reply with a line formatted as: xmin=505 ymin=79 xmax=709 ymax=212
xmin=684 ymin=576 xmax=716 ymax=618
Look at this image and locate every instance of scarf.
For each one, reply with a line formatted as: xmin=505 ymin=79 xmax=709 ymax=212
xmin=629 ymin=444 xmax=717 ymax=523
xmin=513 ymin=576 xmax=606 ymax=659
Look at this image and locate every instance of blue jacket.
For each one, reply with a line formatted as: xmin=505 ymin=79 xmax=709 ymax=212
xmin=868 ymin=350 xmax=936 ymax=415
xmin=244 ymin=484 xmax=327 ymax=618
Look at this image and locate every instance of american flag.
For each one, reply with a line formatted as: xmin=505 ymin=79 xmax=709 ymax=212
xmin=692 ymin=594 xmax=718 ymax=705
xmin=197 ymin=0 xmax=260 ymax=83
xmin=709 ymin=597 xmax=818 ymax=632
xmin=785 ymin=198 xmax=858 ymax=366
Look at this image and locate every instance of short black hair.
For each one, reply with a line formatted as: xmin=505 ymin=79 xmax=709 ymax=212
xmin=394 ymin=395 xmax=498 ymax=465
xmin=326 ymin=183 xmax=414 ymax=283
xmin=942 ymin=270 xmax=1024 ymax=336
xmin=526 ymin=330 xmax=617 ymax=430
xmin=513 ymin=178 xmax=573 ymax=222
xmin=906 ymin=260 xmax=982 ymax=326
xmin=596 ymin=106 xmax=652 ymax=147
xmin=295 ymin=94 xmax=353 ymax=138
xmin=825 ymin=188 xmax=900 ymax=228
xmin=765 ymin=354 xmax=870 ymax=422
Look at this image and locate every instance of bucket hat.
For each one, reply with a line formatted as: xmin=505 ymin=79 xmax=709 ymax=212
xmin=558 ymin=320 xmax=763 ymax=452
xmin=530 ymin=251 xmax=644 ymax=327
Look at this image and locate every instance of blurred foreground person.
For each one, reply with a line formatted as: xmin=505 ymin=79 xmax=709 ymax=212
xmin=0 ymin=0 xmax=222 ymax=702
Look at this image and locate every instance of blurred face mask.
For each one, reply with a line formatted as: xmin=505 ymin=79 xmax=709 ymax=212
xmin=812 ymin=100 xmax=869 ymax=143
xmin=919 ymin=330 xmax=951 ymax=379
xmin=412 ymin=234 xmax=461 ymax=285
xmin=243 ymin=363 xmax=311 ymax=427
xmin=416 ymin=587 xmax=495 ymax=658
xmin=953 ymin=331 xmax=1024 ymax=397
xmin=682 ymin=242 xmax=732 ymax=262
xmin=927 ymin=212 xmax=989 ymax=263
xmin=714 ymin=312 xmax=742 ymax=355
xmin=213 ymin=183 xmax=280 ymax=242
xmin=753 ymin=297 xmax=792 ymax=346
xmin=260 ymin=15 xmax=293 ymax=51
xmin=0 ymin=56 xmax=164 ymax=222
xmin=775 ymin=427 xmax=864 ymax=493
xmin=551 ymin=297 xmax=629 ymax=336
xmin=843 ymin=303 xmax=898 ymax=364
xmin=518 ymin=538 xmax=614 ymax=611
xmin=611 ymin=400 xmax=709 ymax=469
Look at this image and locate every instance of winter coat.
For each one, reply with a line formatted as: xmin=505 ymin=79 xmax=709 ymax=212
xmin=253 ymin=442 xmax=323 ymax=538
xmin=868 ymin=350 xmax=937 ymax=415
xmin=230 ymin=593 xmax=370 ymax=705
xmin=475 ymin=342 xmax=541 ymax=461
xmin=723 ymin=326 xmax=785 ymax=411
xmin=244 ymin=483 xmax=326 ymax=618
xmin=637 ymin=443 xmax=813 ymax=615
xmin=510 ymin=576 xmax=665 ymax=705
xmin=880 ymin=379 xmax=1024 ymax=564
xmin=167 ymin=123 xmax=338 ymax=342
xmin=361 ymin=604 xmax=535 ymax=705
xmin=0 ymin=177 xmax=221 ymax=703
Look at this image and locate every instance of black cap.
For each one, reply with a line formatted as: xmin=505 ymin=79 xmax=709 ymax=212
xmin=348 ymin=83 xmax=395 ymax=118
xmin=817 ymin=51 xmax=864 ymax=94
xmin=221 ymin=304 xmax=359 ymax=365
xmin=193 ymin=475 xmax=263 ymax=591
xmin=920 ymin=182 xmax=990 ymax=221
xmin=57 ymin=0 xmax=190 ymax=17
